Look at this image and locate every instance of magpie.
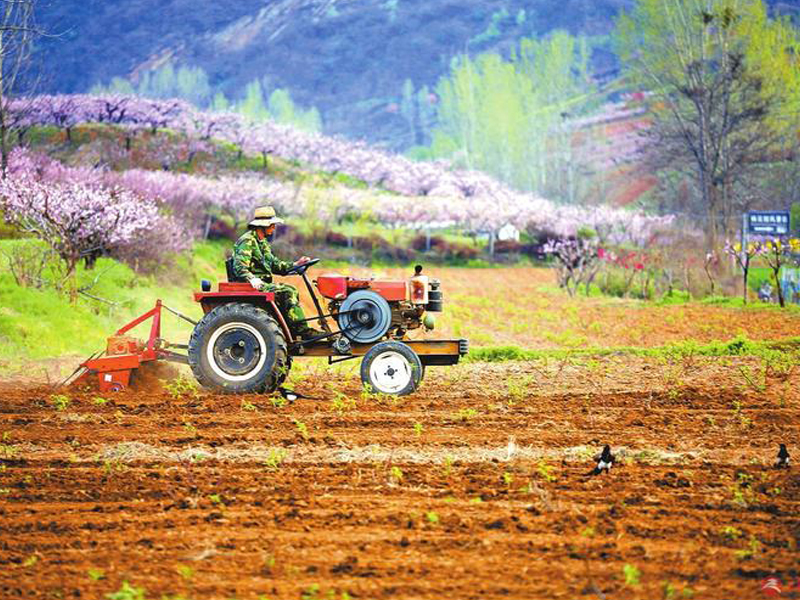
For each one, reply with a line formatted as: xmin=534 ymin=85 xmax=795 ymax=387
xmin=277 ymin=387 xmax=316 ymax=403
xmin=588 ymin=445 xmax=615 ymax=476
xmin=776 ymin=444 xmax=790 ymax=469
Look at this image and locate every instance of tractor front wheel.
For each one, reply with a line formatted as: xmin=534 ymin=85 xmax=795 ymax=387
xmin=360 ymin=341 xmax=423 ymax=396
xmin=188 ymin=303 xmax=288 ymax=394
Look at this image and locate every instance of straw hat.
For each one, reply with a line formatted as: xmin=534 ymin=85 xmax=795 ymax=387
xmin=249 ymin=205 xmax=284 ymax=227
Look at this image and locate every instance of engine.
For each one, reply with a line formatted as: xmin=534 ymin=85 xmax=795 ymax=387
xmin=315 ymin=265 xmax=444 ymax=343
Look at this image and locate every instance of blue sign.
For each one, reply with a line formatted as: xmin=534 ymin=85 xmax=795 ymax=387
xmin=746 ymin=211 xmax=790 ymax=235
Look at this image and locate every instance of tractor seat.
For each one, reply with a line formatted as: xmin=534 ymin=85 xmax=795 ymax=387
xmin=225 ymin=257 xmax=247 ymax=283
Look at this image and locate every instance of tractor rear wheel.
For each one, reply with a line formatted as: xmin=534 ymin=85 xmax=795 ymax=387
xmin=188 ymin=303 xmax=288 ymax=394
xmin=360 ymin=341 xmax=423 ymax=396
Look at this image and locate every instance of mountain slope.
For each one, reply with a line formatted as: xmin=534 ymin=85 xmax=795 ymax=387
xmin=32 ymin=0 xmax=793 ymax=149
xmin=35 ymin=0 xmax=632 ymax=147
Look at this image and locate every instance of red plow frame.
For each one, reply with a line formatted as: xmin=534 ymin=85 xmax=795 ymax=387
xmin=70 ymin=300 xmax=188 ymax=392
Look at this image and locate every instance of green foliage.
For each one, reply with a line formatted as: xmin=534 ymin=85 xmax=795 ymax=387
xmin=301 ymin=584 xmax=351 ymax=600
xmin=657 ymin=289 xmax=692 ymax=305
xmin=92 ymin=62 xmax=212 ymax=107
xmin=0 ymin=238 xmax=229 ymax=364
xmin=389 ymin=465 xmax=403 ymax=483
xmin=615 ymin=0 xmax=800 ymax=235
xmin=293 ymin=419 xmax=310 ymax=441
xmin=92 ymin=63 xmax=321 ymax=133
xmin=164 ymin=377 xmax=200 ymax=400
xmin=466 ymin=335 xmax=800 ymax=363
xmin=791 ymin=203 xmax=800 ymax=235
xmin=623 ymin=563 xmax=641 ymax=587
xmin=105 ymin=581 xmax=146 ymax=600
xmin=429 ymin=31 xmax=595 ymax=198
xmin=734 ymin=536 xmax=761 ymax=560
xmin=720 ymin=525 xmax=743 ymax=540
xmin=263 ymin=448 xmax=288 ymax=471
xmin=50 ymin=394 xmax=71 ymax=411
xmin=536 ymin=461 xmax=557 ymax=482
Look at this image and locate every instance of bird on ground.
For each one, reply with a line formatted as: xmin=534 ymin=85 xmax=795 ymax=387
xmin=588 ymin=445 xmax=615 ymax=476
xmin=776 ymin=444 xmax=790 ymax=469
xmin=277 ymin=387 xmax=317 ymax=403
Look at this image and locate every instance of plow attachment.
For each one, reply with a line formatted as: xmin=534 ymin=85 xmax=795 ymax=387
xmin=70 ymin=300 xmax=190 ymax=392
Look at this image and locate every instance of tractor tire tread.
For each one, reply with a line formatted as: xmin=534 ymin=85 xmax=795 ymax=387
xmin=187 ymin=303 xmax=288 ymax=394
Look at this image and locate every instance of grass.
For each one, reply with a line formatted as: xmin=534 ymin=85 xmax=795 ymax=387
xmin=465 ymin=336 xmax=800 ymax=363
xmin=3 ymin=234 xmax=800 ymax=371
xmin=0 ymin=238 xmax=229 ymax=365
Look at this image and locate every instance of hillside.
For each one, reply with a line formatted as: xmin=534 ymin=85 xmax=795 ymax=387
xmin=34 ymin=0 xmax=636 ymax=149
xmin=31 ymin=0 xmax=797 ymax=150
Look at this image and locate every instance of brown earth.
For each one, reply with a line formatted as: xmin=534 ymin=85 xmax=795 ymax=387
xmin=1 ymin=355 xmax=798 ymax=600
xmin=306 ymin=267 xmax=800 ymax=348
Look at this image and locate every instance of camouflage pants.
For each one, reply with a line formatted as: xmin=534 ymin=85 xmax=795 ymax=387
xmin=262 ymin=282 xmax=310 ymax=333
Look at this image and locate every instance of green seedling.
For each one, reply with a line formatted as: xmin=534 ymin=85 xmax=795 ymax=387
xmin=241 ymin=399 xmax=258 ymax=412
xmin=50 ymin=394 xmax=70 ymax=411
xmin=721 ymin=526 xmax=743 ymax=540
xmin=623 ymin=564 xmax=641 ymax=587
xmin=22 ymin=554 xmax=38 ymax=567
xmin=330 ymin=391 xmax=356 ymax=413
xmin=301 ymin=584 xmax=351 ymax=600
xmin=389 ymin=466 xmax=403 ymax=484
xmin=92 ymin=396 xmax=108 ymax=405
xmin=442 ymin=455 xmax=454 ymax=477
xmin=270 ymin=395 xmax=287 ymax=409
xmin=536 ymin=461 xmax=557 ymax=482
xmin=176 ymin=564 xmax=194 ymax=581
xmin=102 ymin=459 xmax=126 ymax=476
xmin=426 ymin=511 xmax=439 ymax=524
xmin=293 ymin=419 xmax=310 ymax=441
xmin=164 ymin=377 xmax=200 ymax=400
xmin=87 ymin=568 xmax=105 ymax=581
xmin=456 ymin=408 xmax=478 ymax=422
xmin=734 ymin=536 xmax=761 ymax=560
xmin=0 ymin=442 xmax=17 ymax=459
xmin=105 ymin=581 xmax=147 ymax=600
xmin=264 ymin=448 xmax=287 ymax=471
xmin=412 ymin=422 xmax=423 ymax=437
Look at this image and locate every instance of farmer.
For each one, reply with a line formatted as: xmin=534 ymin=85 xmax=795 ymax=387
xmin=232 ymin=205 xmax=322 ymax=340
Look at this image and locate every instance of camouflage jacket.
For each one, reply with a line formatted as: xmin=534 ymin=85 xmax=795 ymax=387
xmin=232 ymin=230 xmax=293 ymax=283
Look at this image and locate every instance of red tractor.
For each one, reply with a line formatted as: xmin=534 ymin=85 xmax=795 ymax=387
xmin=74 ymin=260 xmax=468 ymax=396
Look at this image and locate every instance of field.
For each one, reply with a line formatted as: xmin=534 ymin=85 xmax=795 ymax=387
xmin=1 ymin=267 xmax=799 ymax=600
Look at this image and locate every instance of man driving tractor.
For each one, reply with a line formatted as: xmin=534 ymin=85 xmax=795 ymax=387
xmin=232 ymin=205 xmax=322 ymax=341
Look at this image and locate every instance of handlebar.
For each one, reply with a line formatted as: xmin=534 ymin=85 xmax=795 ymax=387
xmin=286 ymin=257 xmax=320 ymax=276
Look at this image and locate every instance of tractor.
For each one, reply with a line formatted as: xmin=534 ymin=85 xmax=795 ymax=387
xmin=72 ymin=259 xmax=468 ymax=396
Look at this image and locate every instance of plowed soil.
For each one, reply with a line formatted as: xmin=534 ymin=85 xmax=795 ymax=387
xmin=308 ymin=267 xmax=800 ymax=348
xmin=1 ymin=355 xmax=798 ymax=600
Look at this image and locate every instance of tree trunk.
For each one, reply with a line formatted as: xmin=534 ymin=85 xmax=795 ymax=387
xmin=773 ymin=267 xmax=785 ymax=308
xmin=742 ymin=264 xmax=749 ymax=305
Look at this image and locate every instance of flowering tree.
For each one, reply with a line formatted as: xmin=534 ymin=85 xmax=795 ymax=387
xmin=596 ymin=247 xmax=648 ymax=298
xmin=1 ymin=149 xmax=188 ymax=284
xmin=759 ymin=238 xmax=800 ymax=307
xmin=11 ymin=94 xmax=678 ymax=246
xmin=724 ymin=240 xmax=762 ymax=305
xmin=543 ymin=234 xmax=601 ymax=297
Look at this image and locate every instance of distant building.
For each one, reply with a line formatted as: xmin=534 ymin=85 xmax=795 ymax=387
xmin=497 ymin=223 xmax=520 ymax=242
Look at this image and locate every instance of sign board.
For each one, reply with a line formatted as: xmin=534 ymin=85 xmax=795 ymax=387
xmin=746 ymin=210 xmax=790 ymax=235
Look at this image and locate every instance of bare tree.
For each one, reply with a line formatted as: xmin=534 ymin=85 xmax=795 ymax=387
xmin=0 ymin=0 xmax=45 ymax=177
xmin=617 ymin=0 xmax=800 ymax=250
